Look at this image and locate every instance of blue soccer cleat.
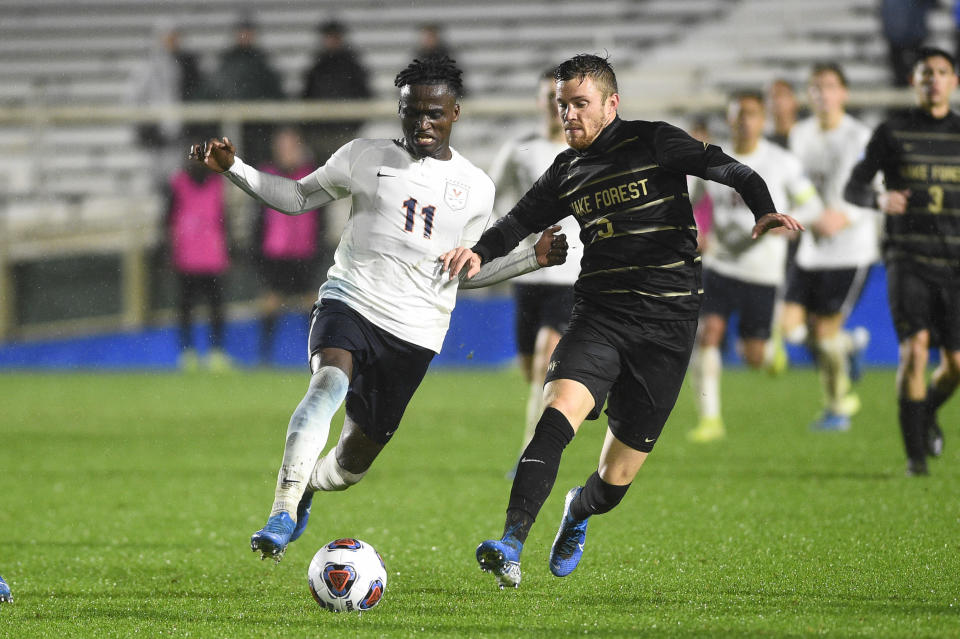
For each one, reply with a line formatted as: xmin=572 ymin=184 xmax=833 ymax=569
xmin=0 ymin=575 xmax=11 ymax=603
xmin=476 ymin=538 xmax=522 ymax=589
xmin=250 ymin=512 xmax=296 ymax=562
xmin=810 ymin=410 xmax=851 ymax=432
xmin=549 ymin=487 xmax=590 ymax=577
xmin=289 ymin=491 xmax=313 ymax=543
xmin=848 ymin=327 xmax=870 ymax=384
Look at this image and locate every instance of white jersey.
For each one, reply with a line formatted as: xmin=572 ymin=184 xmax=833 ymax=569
xmin=692 ymin=138 xmax=821 ymax=286
xmin=789 ymin=114 xmax=880 ymax=269
xmin=227 ymin=138 xmax=539 ymax=352
xmin=488 ymin=133 xmax=581 ymax=285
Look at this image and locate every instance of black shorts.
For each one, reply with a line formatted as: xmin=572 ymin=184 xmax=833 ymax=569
xmin=784 ymin=264 xmax=871 ymax=317
xmin=886 ymin=260 xmax=960 ymax=350
xmin=513 ymin=283 xmax=575 ymax=356
xmin=308 ymin=299 xmax=435 ymax=444
xmin=260 ymin=258 xmax=316 ymax=295
xmin=545 ymin=303 xmax=697 ymax=453
xmin=701 ymin=268 xmax=777 ymax=340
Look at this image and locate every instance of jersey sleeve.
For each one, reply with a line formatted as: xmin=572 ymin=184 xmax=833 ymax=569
xmin=311 ymin=140 xmax=357 ymax=200
xmin=843 ymin=123 xmax=887 ymax=209
xmin=653 ymin=122 xmax=777 ymax=221
xmin=226 ymin=151 xmax=341 ymax=215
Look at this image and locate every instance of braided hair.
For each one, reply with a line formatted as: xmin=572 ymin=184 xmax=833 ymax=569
xmin=393 ymin=56 xmax=464 ymax=98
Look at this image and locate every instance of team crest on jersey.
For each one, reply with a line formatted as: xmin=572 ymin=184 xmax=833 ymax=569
xmin=444 ymin=180 xmax=469 ymax=211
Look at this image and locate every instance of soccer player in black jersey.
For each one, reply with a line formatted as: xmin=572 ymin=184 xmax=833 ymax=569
xmin=440 ymin=54 xmax=803 ymax=588
xmin=844 ymin=46 xmax=960 ymax=477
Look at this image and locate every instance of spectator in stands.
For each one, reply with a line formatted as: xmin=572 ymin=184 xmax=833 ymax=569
xmin=255 ymin=127 xmax=326 ymax=366
xmin=414 ymin=23 xmax=467 ymax=95
xmin=765 ymin=78 xmax=799 ymax=148
xmin=209 ymin=16 xmax=285 ymax=165
xmin=882 ymin=0 xmax=935 ymax=87
xmin=165 ymin=160 xmax=232 ymax=372
xmin=127 ymin=22 xmax=203 ymax=185
xmin=301 ymin=19 xmax=372 ymax=164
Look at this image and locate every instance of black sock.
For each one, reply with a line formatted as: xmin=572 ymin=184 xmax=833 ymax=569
xmin=898 ymin=398 xmax=928 ymax=461
xmin=503 ymin=407 xmax=575 ymax=544
xmin=570 ymin=471 xmax=631 ymax=521
xmin=926 ymin=383 xmax=952 ymax=414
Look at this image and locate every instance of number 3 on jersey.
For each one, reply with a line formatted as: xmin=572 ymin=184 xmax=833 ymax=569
xmin=402 ymin=197 xmax=436 ymax=238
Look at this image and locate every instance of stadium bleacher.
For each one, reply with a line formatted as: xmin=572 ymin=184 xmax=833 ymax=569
xmin=0 ymin=0 xmax=957 ymax=340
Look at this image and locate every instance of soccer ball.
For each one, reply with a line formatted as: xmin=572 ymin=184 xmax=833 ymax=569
xmin=307 ymin=538 xmax=387 ymax=612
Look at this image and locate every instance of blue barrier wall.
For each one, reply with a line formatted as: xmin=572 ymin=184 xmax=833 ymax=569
xmin=0 ymin=266 xmax=902 ymax=370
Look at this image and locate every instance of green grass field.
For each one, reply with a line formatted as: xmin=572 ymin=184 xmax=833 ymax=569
xmin=1 ymin=366 xmax=958 ymax=638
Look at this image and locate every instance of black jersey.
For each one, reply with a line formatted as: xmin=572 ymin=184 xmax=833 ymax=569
xmin=472 ymin=117 xmax=777 ymax=321
xmin=845 ymin=108 xmax=960 ymax=269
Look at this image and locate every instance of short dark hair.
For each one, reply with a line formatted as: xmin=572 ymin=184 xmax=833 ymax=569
xmin=555 ymin=54 xmax=618 ymax=99
xmin=915 ymin=46 xmax=958 ymax=72
xmin=811 ymin=62 xmax=848 ymax=87
xmin=319 ymin=19 xmax=345 ymax=36
xmin=394 ymin=56 xmax=464 ymax=98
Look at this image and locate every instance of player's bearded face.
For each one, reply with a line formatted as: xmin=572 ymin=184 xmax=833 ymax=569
xmin=557 ymin=77 xmax=618 ymax=151
xmin=398 ymin=84 xmax=460 ymax=161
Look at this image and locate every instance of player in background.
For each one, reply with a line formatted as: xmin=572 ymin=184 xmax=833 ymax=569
xmin=844 ymin=47 xmax=960 ymax=476
xmin=441 ymin=55 xmax=803 ymax=588
xmin=687 ymin=91 xmax=821 ymax=443
xmin=190 ymin=57 xmax=568 ymax=560
xmin=782 ymin=63 xmax=878 ymax=431
xmin=766 ymin=78 xmax=799 ymax=149
xmin=487 ymin=68 xmax=582 ymax=475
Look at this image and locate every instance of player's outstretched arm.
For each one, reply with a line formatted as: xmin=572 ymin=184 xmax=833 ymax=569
xmin=189 ymin=137 xmax=235 ymax=173
xmin=751 ymin=212 xmax=805 ymax=239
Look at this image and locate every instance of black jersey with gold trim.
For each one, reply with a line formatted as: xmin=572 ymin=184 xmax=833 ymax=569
xmin=472 ymin=117 xmax=777 ymax=321
xmin=845 ymin=108 xmax=960 ymax=269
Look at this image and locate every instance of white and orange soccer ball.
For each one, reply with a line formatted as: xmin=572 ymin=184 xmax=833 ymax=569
xmin=307 ymin=538 xmax=387 ymax=612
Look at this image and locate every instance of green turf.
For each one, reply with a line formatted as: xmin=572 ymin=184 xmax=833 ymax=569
xmin=1 ymin=366 xmax=958 ymax=638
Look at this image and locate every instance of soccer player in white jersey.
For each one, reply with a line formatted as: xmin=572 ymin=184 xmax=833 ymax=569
xmin=783 ymin=63 xmax=879 ymax=431
xmin=190 ymin=58 xmax=568 ymax=561
xmin=688 ymin=90 xmax=822 ymax=442
xmin=488 ymin=68 xmax=582 ymax=474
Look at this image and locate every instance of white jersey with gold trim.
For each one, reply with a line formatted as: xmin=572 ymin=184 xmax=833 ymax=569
xmin=227 ymin=138 xmax=532 ymax=353
xmin=789 ymin=114 xmax=880 ymax=269
xmin=488 ymin=134 xmax=581 ymax=284
xmin=693 ymin=138 xmax=821 ymax=286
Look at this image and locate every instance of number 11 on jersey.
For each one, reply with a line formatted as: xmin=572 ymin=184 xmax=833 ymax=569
xmin=402 ymin=198 xmax=436 ymax=239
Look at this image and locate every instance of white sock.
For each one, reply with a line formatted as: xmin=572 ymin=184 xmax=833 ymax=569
xmin=520 ymin=379 xmax=545 ymax=453
xmin=693 ymin=345 xmax=722 ymax=420
xmin=816 ymin=334 xmax=851 ymax=412
xmin=308 ymin=451 xmax=365 ymax=492
xmin=784 ymin=323 xmax=808 ymax=346
xmin=269 ymin=366 xmax=349 ymax=518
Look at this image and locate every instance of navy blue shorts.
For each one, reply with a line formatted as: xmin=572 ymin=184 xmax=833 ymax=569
xmin=784 ymin=264 xmax=871 ymax=317
xmin=701 ymin=268 xmax=777 ymax=340
xmin=308 ymin=299 xmax=435 ymax=444
xmin=513 ymin=283 xmax=575 ymax=356
xmin=545 ymin=301 xmax=697 ymax=452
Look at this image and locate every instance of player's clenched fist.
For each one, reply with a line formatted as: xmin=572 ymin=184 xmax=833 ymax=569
xmin=188 ymin=137 xmax=236 ymax=173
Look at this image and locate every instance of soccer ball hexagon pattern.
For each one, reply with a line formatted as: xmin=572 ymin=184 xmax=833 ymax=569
xmin=307 ymin=538 xmax=387 ymax=612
